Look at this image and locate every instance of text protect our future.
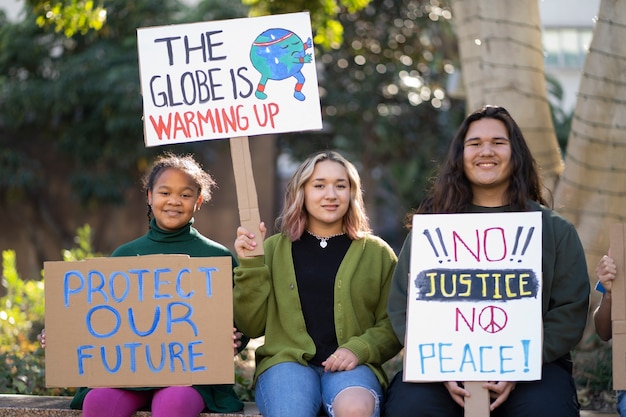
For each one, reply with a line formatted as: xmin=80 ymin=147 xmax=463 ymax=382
xmin=63 ymin=265 xmax=218 ymax=376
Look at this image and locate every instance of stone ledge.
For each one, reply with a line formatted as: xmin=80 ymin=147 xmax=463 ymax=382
xmin=0 ymin=395 xmax=261 ymax=417
xmin=1 ymin=394 xmax=617 ymax=417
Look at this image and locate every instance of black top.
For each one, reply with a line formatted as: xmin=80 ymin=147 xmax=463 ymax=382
xmin=292 ymin=231 xmax=352 ymax=365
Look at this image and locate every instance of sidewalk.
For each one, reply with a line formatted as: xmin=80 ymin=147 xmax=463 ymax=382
xmin=581 ymin=411 xmax=618 ymax=416
xmin=0 ymin=394 xmax=616 ymax=417
xmin=0 ymin=395 xmax=261 ymax=417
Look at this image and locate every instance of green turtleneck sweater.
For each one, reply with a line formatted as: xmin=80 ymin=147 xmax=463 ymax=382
xmin=69 ymin=218 xmax=244 ymax=413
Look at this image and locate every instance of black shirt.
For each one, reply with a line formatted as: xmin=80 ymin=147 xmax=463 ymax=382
xmin=292 ymin=231 xmax=351 ymax=365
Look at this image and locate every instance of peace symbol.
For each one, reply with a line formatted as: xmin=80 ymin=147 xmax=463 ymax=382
xmin=478 ymin=305 xmax=508 ymax=333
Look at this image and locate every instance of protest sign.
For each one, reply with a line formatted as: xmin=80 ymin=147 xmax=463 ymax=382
xmin=44 ymin=255 xmax=234 ymax=388
xmin=404 ymin=212 xmax=543 ymax=382
xmin=610 ymin=224 xmax=626 ymax=389
xmin=137 ymin=12 xmax=323 ymax=255
xmin=137 ymin=12 xmax=322 ymax=147
xmin=230 ymin=135 xmax=263 ymax=256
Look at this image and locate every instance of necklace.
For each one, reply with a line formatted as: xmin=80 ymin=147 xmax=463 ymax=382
xmin=306 ymin=230 xmax=345 ymax=248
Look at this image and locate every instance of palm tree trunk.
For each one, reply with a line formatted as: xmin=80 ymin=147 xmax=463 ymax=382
xmin=452 ymin=0 xmax=563 ymax=192
xmin=553 ymin=0 xmax=626 ymax=340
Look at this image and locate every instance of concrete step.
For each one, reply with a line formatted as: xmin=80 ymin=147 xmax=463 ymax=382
xmin=0 ymin=395 xmax=261 ymax=417
xmin=0 ymin=394 xmax=617 ymax=417
xmin=580 ymin=411 xmax=618 ymax=417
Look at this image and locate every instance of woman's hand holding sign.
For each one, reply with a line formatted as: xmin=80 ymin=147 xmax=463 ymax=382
xmin=484 ymin=381 xmax=516 ymax=411
xmin=443 ymin=381 xmax=470 ymax=407
xmin=235 ymin=222 xmax=266 ymax=258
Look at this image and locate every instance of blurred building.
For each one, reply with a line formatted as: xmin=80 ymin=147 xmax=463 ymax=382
xmin=540 ymin=0 xmax=601 ymax=112
xmin=0 ymin=0 xmax=23 ymax=21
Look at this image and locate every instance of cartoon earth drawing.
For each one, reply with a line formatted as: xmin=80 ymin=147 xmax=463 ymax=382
xmin=250 ymin=28 xmax=313 ymax=101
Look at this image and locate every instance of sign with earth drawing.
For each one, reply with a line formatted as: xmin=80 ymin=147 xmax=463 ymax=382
xmin=137 ymin=12 xmax=322 ymax=147
xmin=404 ymin=212 xmax=543 ymax=382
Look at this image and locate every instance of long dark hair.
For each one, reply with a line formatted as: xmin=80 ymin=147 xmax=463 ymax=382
xmin=414 ymin=105 xmax=547 ymax=218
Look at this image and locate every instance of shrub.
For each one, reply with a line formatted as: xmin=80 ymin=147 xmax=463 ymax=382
xmin=0 ymin=249 xmax=73 ymax=395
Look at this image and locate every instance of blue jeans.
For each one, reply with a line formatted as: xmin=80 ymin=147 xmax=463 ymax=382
xmin=255 ymin=361 xmax=382 ymax=417
xmin=617 ymin=390 xmax=626 ymax=416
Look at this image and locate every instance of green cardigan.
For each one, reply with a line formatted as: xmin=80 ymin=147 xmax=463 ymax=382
xmin=69 ymin=218 xmax=244 ymax=413
xmin=387 ymin=201 xmax=590 ymax=365
xmin=233 ymin=232 xmax=402 ymax=388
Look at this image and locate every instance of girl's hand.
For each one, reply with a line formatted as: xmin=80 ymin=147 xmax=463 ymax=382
xmin=233 ymin=328 xmax=243 ymax=356
xmin=234 ymin=222 xmax=266 ymax=258
xmin=596 ymin=254 xmax=617 ymax=293
xmin=37 ymin=328 xmax=46 ymax=349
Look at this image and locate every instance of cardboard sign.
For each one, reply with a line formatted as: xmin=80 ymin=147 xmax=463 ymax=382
xmin=137 ymin=12 xmax=323 ymax=147
xmin=44 ymin=255 xmax=234 ymax=388
xmin=404 ymin=212 xmax=543 ymax=382
xmin=610 ymin=224 xmax=626 ymax=390
xmin=230 ymin=135 xmax=264 ymax=256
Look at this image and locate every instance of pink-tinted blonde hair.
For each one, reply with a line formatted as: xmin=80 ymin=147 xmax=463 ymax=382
xmin=276 ymin=151 xmax=371 ymax=241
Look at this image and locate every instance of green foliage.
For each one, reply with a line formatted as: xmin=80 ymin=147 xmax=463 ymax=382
xmin=0 ymin=0 xmax=248 ymax=208
xmin=271 ymin=0 xmax=464 ymax=246
xmin=233 ymin=344 xmax=256 ymax=401
xmin=0 ymin=250 xmax=44 ymax=350
xmin=0 ymin=225 xmax=102 ymax=395
xmin=61 ymin=224 xmax=103 ymax=261
xmin=546 ymin=73 xmax=573 ymax=154
xmin=244 ymin=0 xmax=372 ymax=50
xmin=0 ymin=149 xmax=43 ymax=204
xmin=29 ymin=0 xmax=107 ymax=37
xmin=24 ymin=0 xmax=251 ymax=38
xmin=2 ymin=0 xmax=465 ymax=249
xmin=189 ymin=0 xmax=250 ymax=22
xmin=573 ymin=334 xmax=615 ymax=410
xmin=574 ymin=335 xmax=613 ymax=393
xmin=0 ymin=249 xmax=66 ymax=394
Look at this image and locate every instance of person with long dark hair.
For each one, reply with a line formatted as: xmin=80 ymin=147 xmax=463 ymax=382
xmin=384 ymin=106 xmax=590 ymax=417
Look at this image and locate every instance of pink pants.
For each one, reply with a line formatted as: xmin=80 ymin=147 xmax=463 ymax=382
xmin=82 ymin=386 xmax=205 ymax=417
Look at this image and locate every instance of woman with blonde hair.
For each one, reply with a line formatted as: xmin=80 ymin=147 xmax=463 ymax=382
xmin=234 ymin=150 xmax=401 ymax=417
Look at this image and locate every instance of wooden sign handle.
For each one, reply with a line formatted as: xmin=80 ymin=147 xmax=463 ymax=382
xmin=610 ymin=224 xmax=626 ymax=389
xmin=464 ymin=381 xmax=489 ymax=417
xmin=229 ymin=136 xmax=264 ymax=256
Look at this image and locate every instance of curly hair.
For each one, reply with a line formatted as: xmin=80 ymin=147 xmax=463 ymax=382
xmin=142 ymin=152 xmax=216 ymax=223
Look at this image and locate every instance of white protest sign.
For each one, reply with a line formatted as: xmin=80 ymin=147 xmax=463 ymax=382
xmin=404 ymin=212 xmax=543 ymax=382
xmin=137 ymin=12 xmax=322 ymax=147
